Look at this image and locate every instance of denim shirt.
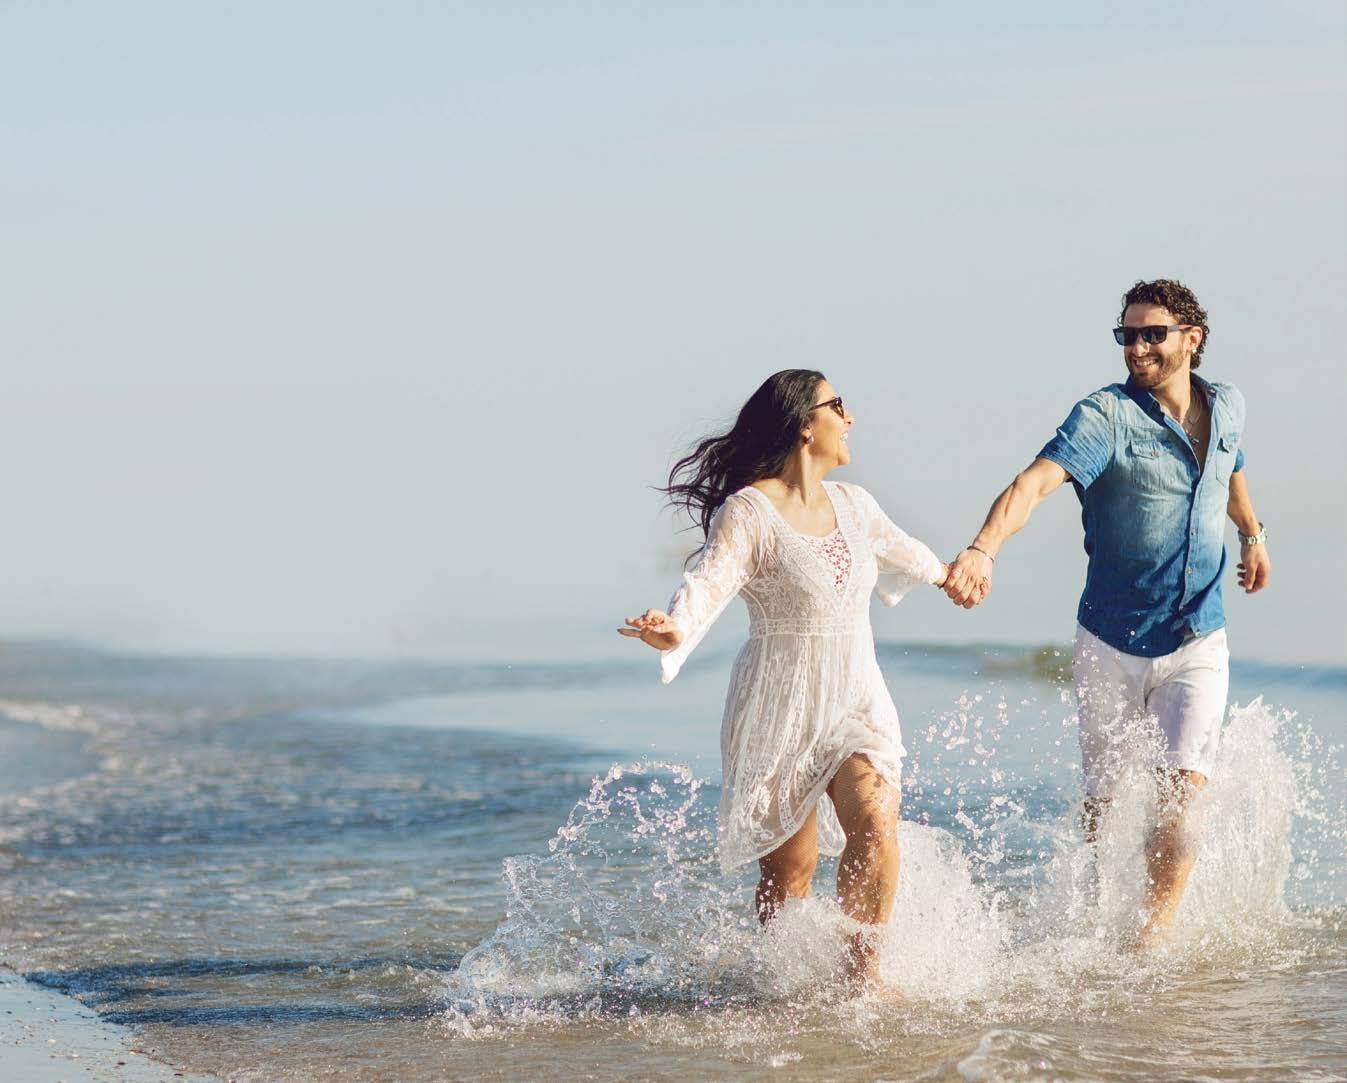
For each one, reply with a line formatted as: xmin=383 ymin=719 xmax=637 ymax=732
xmin=1038 ymin=374 xmax=1246 ymax=658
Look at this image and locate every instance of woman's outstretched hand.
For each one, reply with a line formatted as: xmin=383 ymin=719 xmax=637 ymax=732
xmin=618 ymin=609 xmax=684 ymax=650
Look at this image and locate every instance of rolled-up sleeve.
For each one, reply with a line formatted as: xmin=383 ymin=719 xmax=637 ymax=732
xmin=1038 ymin=391 xmax=1115 ymax=489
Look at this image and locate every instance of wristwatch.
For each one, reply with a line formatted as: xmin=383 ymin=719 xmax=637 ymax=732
xmin=1237 ymin=521 xmax=1267 ymax=546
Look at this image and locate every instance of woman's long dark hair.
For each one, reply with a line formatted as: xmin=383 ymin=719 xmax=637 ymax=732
xmin=663 ymin=369 xmax=826 ymax=542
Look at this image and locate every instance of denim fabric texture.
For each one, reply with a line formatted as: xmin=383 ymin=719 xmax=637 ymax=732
xmin=1039 ymin=374 xmax=1246 ymax=657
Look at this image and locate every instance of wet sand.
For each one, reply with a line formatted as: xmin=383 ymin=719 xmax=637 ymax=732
xmin=0 ymin=967 xmax=212 ymax=1082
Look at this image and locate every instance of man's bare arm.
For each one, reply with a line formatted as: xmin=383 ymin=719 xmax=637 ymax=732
xmin=1226 ymin=470 xmax=1270 ymax=593
xmin=944 ymin=457 xmax=1071 ymax=606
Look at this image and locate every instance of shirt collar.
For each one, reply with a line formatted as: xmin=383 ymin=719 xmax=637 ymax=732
xmin=1122 ymin=371 xmax=1216 ymax=419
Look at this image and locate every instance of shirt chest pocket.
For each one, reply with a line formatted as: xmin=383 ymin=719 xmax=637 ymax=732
xmin=1125 ymin=436 xmax=1187 ymax=491
xmin=1215 ymin=431 xmax=1240 ymax=482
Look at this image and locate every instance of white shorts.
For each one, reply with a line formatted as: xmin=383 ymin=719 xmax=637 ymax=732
xmin=1072 ymin=624 xmax=1229 ymax=798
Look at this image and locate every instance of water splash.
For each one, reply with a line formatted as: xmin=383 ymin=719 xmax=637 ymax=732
xmin=445 ymin=698 xmax=1341 ymax=1041
xmin=447 ymin=761 xmax=754 ymax=1009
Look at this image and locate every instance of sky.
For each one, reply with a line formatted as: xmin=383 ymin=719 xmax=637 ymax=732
xmin=2 ymin=2 xmax=1344 ymax=665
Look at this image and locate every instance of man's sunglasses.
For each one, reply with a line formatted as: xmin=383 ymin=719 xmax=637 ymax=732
xmin=811 ymin=396 xmax=845 ymax=418
xmin=1112 ymin=324 xmax=1193 ymax=347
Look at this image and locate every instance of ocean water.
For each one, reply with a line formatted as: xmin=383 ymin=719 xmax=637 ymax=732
xmin=0 ymin=640 xmax=1343 ymax=1081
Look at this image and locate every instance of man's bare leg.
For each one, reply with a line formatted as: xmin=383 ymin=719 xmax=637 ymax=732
xmin=755 ymin=808 xmax=818 ymax=924
xmin=1137 ymin=768 xmax=1206 ymax=948
xmin=1080 ymin=795 xmax=1110 ymax=906
xmin=826 ymin=754 xmax=901 ymax=988
xmin=1081 ymin=795 xmax=1109 ymax=845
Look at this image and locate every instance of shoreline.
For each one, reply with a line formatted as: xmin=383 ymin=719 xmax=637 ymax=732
xmin=0 ymin=966 xmax=213 ymax=1081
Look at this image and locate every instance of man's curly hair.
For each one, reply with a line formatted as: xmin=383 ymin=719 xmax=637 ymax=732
xmin=1118 ymin=278 xmax=1210 ymax=368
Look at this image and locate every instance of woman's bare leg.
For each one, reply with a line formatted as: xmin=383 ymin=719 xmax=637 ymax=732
xmin=826 ymin=753 xmax=901 ymax=986
xmin=756 ymin=807 xmax=819 ymax=924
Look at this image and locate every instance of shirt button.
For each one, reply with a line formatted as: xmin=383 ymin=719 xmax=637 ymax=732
xmin=1186 ymin=566 xmax=1193 ymax=575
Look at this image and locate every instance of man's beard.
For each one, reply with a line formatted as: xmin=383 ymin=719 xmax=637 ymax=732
xmin=1129 ymin=353 xmax=1183 ymax=387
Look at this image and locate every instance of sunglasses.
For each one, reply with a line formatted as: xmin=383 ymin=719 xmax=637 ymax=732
xmin=1112 ymin=324 xmax=1192 ymax=347
xmin=811 ymin=396 xmax=845 ymax=418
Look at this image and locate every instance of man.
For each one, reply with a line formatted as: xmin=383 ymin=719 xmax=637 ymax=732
xmin=943 ymin=278 xmax=1271 ymax=946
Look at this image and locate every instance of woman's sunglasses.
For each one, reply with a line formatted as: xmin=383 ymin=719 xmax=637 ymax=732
xmin=811 ymin=396 xmax=845 ymax=418
xmin=1112 ymin=324 xmax=1192 ymax=347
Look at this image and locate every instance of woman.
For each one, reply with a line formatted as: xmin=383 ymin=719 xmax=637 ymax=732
xmin=620 ymin=369 xmax=964 ymax=988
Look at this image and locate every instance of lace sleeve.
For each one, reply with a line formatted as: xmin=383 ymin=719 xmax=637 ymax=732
xmin=848 ymin=484 xmax=944 ymax=607
xmin=660 ymin=494 xmax=760 ymax=684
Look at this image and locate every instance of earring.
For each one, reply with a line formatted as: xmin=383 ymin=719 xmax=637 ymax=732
xmin=804 ymin=435 xmax=814 ymax=444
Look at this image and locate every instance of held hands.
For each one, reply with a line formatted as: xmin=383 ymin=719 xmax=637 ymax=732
xmin=1237 ymin=543 xmax=1271 ymax=593
xmin=942 ymin=548 xmax=993 ymax=609
xmin=618 ymin=609 xmax=685 ymax=650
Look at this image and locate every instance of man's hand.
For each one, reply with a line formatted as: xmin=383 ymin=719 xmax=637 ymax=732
xmin=1237 ymin=544 xmax=1270 ymax=593
xmin=943 ymin=548 xmax=993 ymax=609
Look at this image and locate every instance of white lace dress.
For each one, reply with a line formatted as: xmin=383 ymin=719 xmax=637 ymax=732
xmin=660 ymin=481 xmax=945 ymax=872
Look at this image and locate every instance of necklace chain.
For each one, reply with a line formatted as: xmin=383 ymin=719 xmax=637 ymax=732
xmin=1166 ymin=397 xmax=1204 ymax=442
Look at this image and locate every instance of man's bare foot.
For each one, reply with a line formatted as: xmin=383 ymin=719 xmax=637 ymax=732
xmin=1132 ymin=914 xmax=1175 ymax=953
xmin=860 ymin=975 xmax=906 ymax=1003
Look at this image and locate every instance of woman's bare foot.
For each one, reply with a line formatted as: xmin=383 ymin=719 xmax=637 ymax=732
xmin=843 ymin=930 xmax=892 ymax=993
